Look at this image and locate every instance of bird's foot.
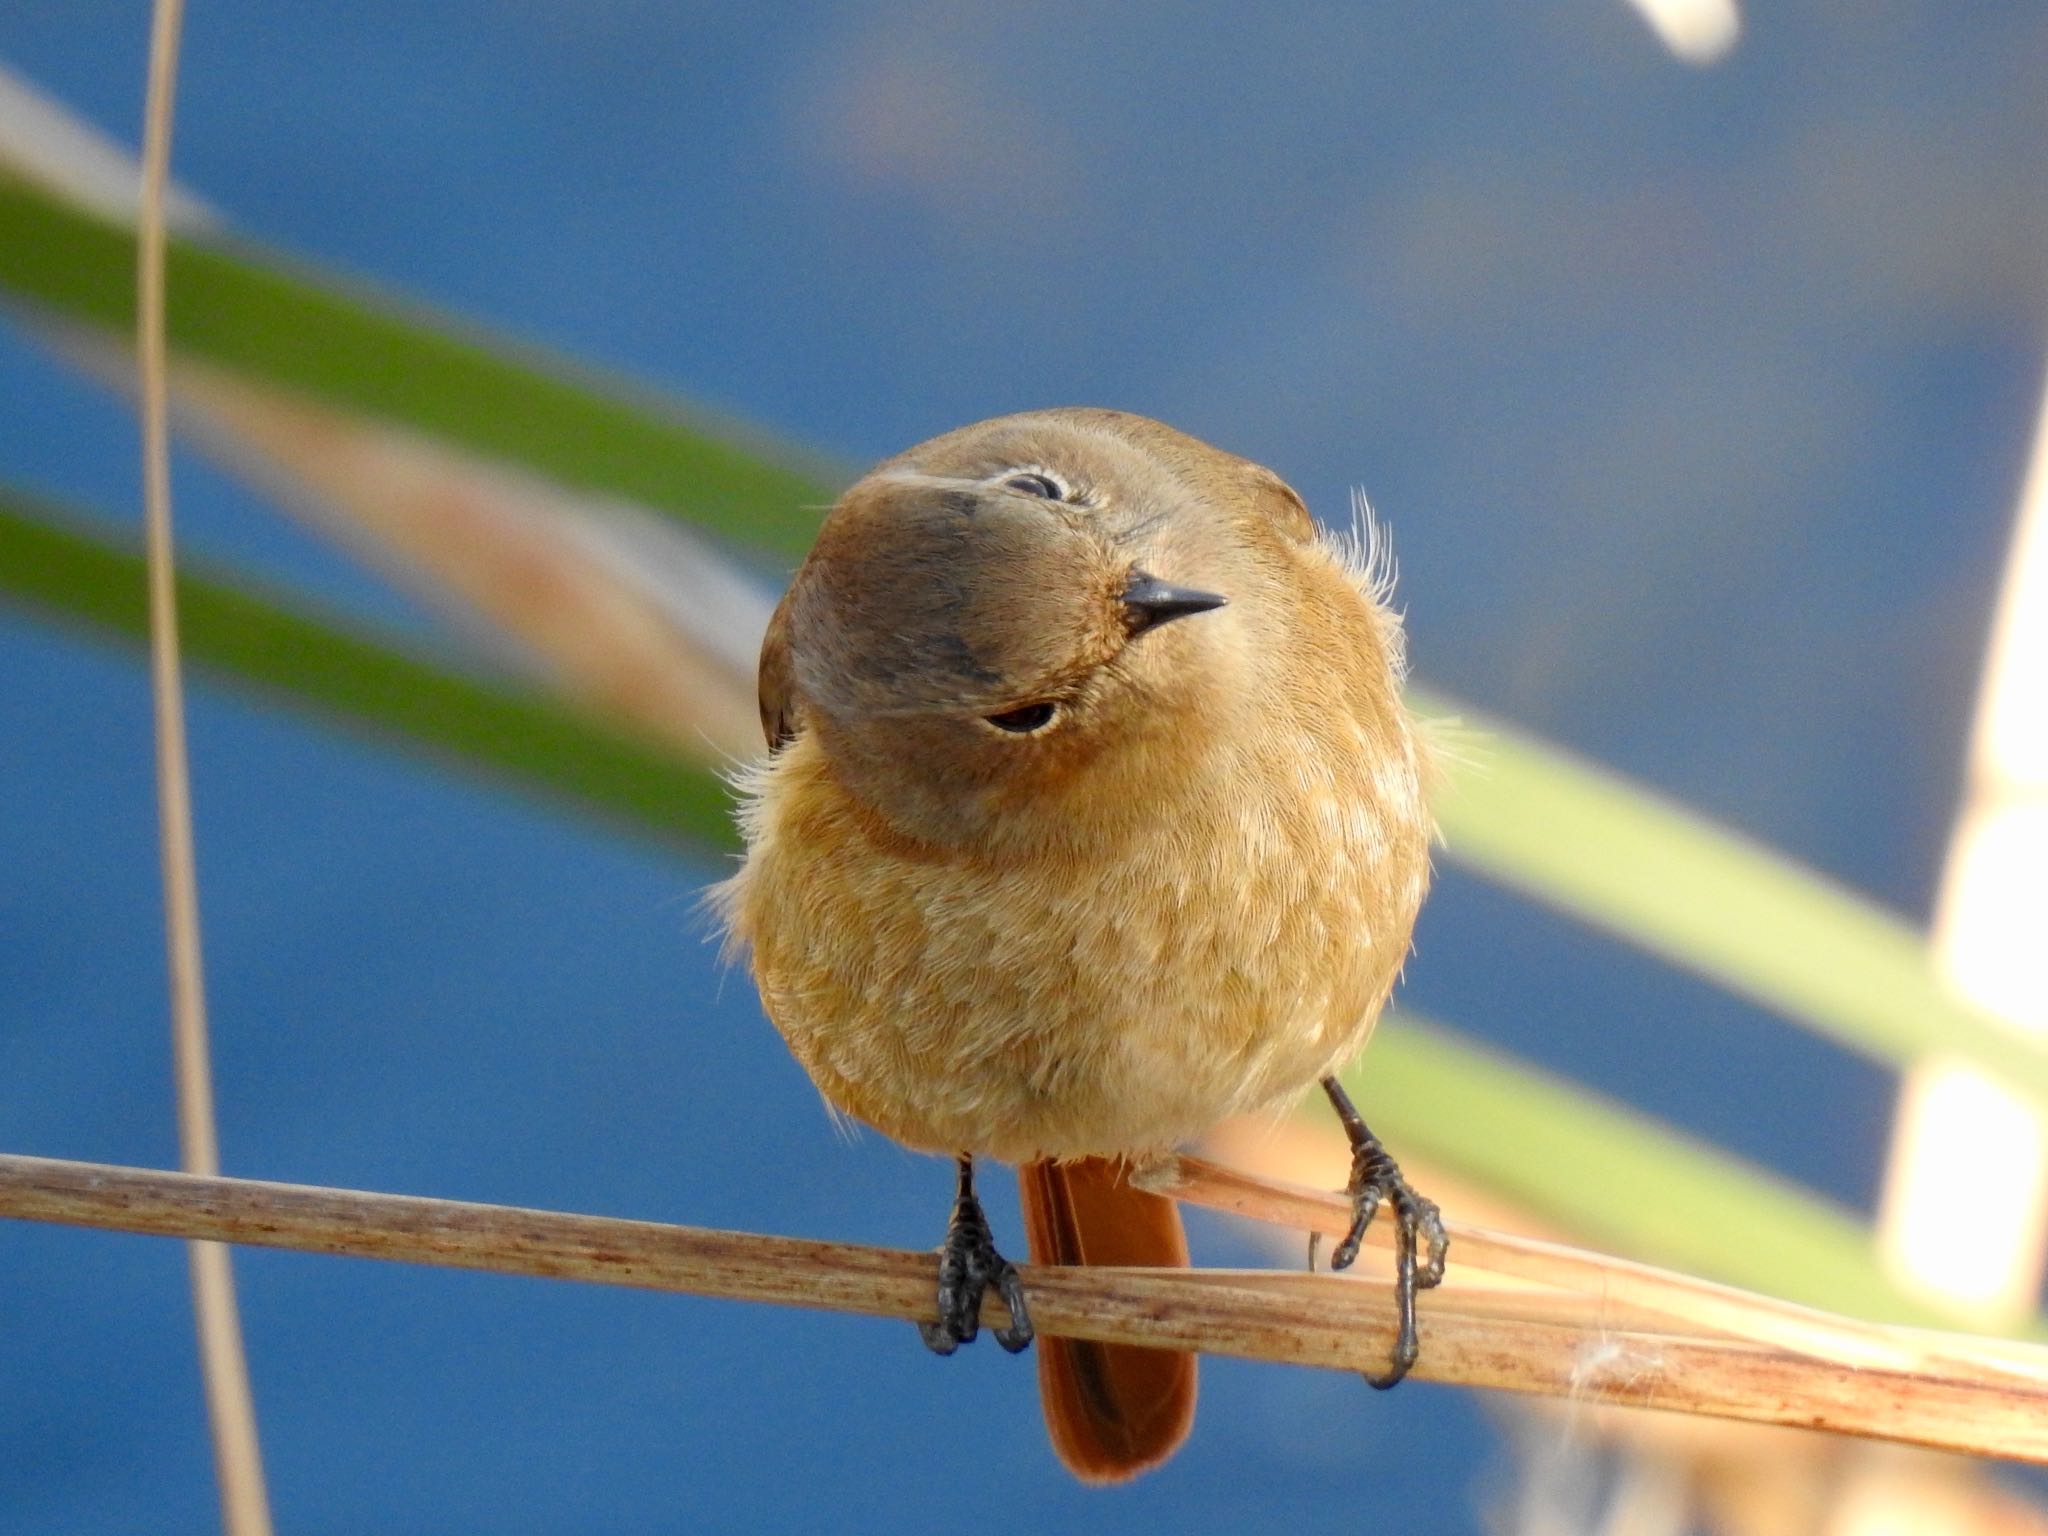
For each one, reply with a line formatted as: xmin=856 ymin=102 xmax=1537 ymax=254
xmin=918 ymin=1159 xmax=1033 ymax=1356
xmin=1322 ymin=1080 xmax=1448 ymax=1389
xmin=1332 ymin=1134 xmax=1447 ymax=1387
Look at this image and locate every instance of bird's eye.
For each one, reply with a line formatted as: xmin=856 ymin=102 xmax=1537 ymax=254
xmin=985 ymin=701 xmax=1058 ymax=734
xmin=1003 ymin=472 xmax=1064 ymax=500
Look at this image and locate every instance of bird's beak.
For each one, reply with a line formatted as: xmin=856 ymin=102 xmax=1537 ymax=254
xmin=1121 ymin=570 xmax=1228 ymax=634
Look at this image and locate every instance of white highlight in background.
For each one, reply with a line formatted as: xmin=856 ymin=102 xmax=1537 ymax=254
xmin=1877 ymin=363 xmax=2048 ymax=1323
xmin=1882 ymin=1059 xmax=2048 ymax=1313
xmin=1624 ymin=0 xmax=1742 ymax=65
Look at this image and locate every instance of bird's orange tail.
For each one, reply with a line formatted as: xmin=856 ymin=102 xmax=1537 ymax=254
xmin=1019 ymin=1157 xmax=1197 ymax=1482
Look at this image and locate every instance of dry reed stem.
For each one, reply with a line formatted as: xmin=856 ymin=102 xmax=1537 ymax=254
xmin=26 ymin=327 xmax=772 ymax=765
xmin=1164 ymin=1156 xmax=2048 ymax=1386
xmin=162 ymin=360 xmax=769 ymax=762
xmin=3 ymin=1152 xmax=2047 ymax=1465
xmin=1176 ymin=1152 xmax=2046 ymax=1379
xmin=136 ymin=3 xmax=272 ymax=1530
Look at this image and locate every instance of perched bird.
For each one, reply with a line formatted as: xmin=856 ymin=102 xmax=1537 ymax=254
xmin=720 ymin=408 xmax=1444 ymax=1482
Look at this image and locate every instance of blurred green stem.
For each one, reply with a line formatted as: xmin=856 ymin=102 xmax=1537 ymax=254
xmin=0 ymin=491 xmax=736 ymax=853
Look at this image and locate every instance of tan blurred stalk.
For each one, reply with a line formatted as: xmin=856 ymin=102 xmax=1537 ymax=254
xmin=159 ymin=359 xmax=771 ymax=765
xmin=0 ymin=62 xmax=771 ymax=770
xmin=0 ymin=66 xmax=214 ymax=227
xmin=1203 ymin=1118 xmax=2048 ymax=1533
xmin=1166 ymin=1149 xmax=2048 ymax=1382
xmin=28 ymin=324 xmax=771 ymax=766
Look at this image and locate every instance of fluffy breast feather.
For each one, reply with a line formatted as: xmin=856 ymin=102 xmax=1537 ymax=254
xmin=720 ymin=525 xmax=1430 ymax=1164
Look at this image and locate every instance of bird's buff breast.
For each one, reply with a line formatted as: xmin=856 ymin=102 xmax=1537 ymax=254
xmin=725 ymin=728 xmax=1426 ymax=1165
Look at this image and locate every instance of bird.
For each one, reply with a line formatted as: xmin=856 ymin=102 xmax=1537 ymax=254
xmin=718 ymin=407 xmax=1445 ymax=1482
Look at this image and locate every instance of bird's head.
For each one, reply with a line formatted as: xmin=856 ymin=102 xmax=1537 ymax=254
xmin=766 ymin=408 xmax=1322 ymax=843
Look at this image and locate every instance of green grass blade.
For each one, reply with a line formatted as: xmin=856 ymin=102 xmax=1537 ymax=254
xmin=1335 ymin=1016 xmax=2010 ymax=1330
xmin=0 ymin=175 xmax=836 ymax=565
xmin=0 ymin=490 xmax=739 ymax=855
xmin=1410 ymin=688 xmax=2048 ymax=1106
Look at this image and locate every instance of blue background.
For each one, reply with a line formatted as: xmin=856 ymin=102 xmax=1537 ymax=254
xmin=3 ymin=3 xmax=2046 ymax=1529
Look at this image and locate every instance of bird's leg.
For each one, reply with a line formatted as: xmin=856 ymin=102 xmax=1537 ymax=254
xmin=1321 ymin=1076 xmax=1448 ymax=1389
xmin=918 ymin=1154 xmax=1033 ymax=1356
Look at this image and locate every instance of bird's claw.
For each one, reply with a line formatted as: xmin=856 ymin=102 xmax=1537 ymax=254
xmin=1331 ymin=1128 xmax=1447 ymax=1389
xmin=918 ymin=1183 xmax=1033 ymax=1356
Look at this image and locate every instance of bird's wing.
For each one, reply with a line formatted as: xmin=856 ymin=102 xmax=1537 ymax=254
xmin=758 ymin=588 xmax=802 ymax=754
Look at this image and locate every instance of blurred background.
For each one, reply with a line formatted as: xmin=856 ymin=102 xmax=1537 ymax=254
xmin=2 ymin=2 xmax=2046 ymax=1531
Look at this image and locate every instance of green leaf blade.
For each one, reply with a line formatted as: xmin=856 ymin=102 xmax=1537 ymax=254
xmin=0 ymin=175 xmax=837 ymax=565
xmin=1412 ymin=688 xmax=2048 ymax=1108
xmin=0 ymin=489 xmax=739 ymax=855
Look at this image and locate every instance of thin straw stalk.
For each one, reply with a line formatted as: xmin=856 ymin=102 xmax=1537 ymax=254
xmin=136 ymin=2 xmax=272 ymax=1529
